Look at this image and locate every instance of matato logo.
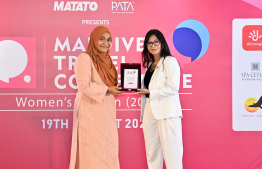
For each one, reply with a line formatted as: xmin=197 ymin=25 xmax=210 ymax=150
xmin=242 ymin=25 xmax=262 ymax=51
xmin=244 ymin=96 xmax=262 ymax=113
xmin=0 ymin=38 xmax=36 ymax=88
xmin=54 ymin=1 xmax=98 ymax=11
xmin=167 ymin=20 xmax=210 ymax=68
xmin=112 ymin=2 xmax=134 ymax=13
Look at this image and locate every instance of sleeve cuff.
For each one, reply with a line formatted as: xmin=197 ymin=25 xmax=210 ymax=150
xmin=95 ymin=85 xmax=108 ymax=103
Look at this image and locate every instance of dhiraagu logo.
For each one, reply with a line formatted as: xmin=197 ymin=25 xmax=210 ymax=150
xmin=242 ymin=25 xmax=262 ymax=51
xmin=0 ymin=38 xmax=36 ymax=88
xmin=167 ymin=20 xmax=210 ymax=67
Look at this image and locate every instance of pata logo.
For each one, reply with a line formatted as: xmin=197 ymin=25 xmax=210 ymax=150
xmin=112 ymin=2 xmax=134 ymax=13
xmin=54 ymin=1 xmax=98 ymax=11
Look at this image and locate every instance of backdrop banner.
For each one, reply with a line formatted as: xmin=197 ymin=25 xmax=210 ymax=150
xmin=1 ymin=0 xmax=262 ymax=169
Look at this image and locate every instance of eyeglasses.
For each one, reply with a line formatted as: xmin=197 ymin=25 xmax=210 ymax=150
xmin=146 ymin=40 xmax=160 ymax=47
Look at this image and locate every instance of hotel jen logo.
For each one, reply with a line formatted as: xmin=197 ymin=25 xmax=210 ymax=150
xmin=242 ymin=25 xmax=262 ymax=51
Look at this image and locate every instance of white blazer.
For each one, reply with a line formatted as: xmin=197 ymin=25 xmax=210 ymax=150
xmin=140 ymin=56 xmax=182 ymax=122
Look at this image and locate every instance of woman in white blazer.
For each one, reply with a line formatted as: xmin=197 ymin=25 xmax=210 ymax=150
xmin=136 ymin=29 xmax=183 ymax=169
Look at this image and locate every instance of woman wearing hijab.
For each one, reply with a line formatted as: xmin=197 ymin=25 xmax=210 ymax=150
xmin=69 ymin=26 xmax=122 ymax=169
xmin=136 ymin=29 xmax=183 ymax=169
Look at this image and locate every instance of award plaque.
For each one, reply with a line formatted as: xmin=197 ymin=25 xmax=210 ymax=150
xmin=120 ymin=63 xmax=141 ymax=91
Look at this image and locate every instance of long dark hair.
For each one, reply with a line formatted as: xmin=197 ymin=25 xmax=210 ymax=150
xmin=142 ymin=29 xmax=171 ymax=68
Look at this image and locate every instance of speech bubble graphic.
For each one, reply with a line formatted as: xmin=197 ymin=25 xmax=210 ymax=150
xmin=167 ymin=20 xmax=210 ymax=68
xmin=0 ymin=40 xmax=28 ymax=83
xmin=173 ymin=20 xmax=210 ymax=61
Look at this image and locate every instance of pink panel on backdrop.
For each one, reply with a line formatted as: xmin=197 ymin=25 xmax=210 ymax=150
xmin=243 ymin=0 xmax=262 ymax=10
xmin=1 ymin=0 xmax=262 ymax=169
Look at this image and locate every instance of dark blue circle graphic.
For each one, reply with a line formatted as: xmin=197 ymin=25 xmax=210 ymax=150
xmin=173 ymin=28 xmax=202 ymax=61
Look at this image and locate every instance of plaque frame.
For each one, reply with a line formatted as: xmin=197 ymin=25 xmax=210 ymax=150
xmin=120 ymin=63 xmax=141 ymax=91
